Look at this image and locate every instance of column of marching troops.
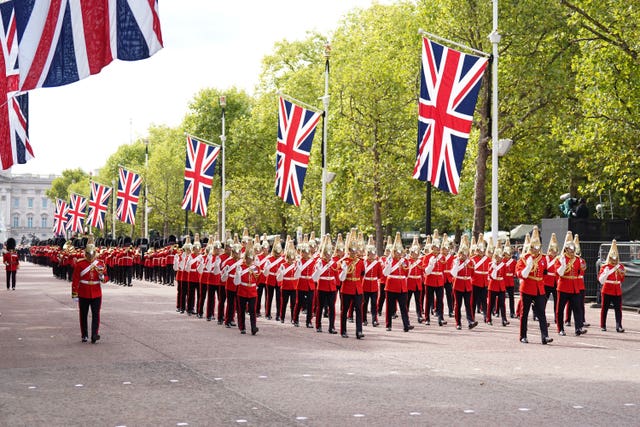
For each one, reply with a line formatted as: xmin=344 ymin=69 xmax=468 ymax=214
xmin=28 ymin=225 xmax=626 ymax=344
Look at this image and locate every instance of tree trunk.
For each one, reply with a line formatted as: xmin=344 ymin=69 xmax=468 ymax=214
xmin=472 ymin=73 xmax=492 ymax=238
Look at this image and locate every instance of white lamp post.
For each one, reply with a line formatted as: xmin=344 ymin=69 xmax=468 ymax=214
xmin=219 ymin=96 xmax=227 ymax=241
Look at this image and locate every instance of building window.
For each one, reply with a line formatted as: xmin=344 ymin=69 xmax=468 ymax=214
xmin=41 ymin=216 xmax=47 ymax=228
xmin=12 ymin=214 xmax=19 ymax=228
xmin=13 ymin=198 xmax=19 ymax=208
xmin=28 ymin=197 xmax=34 ymax=208
xmin=27 ymin=216 xmax=33 ymax=228
xmin=42 ymin=198 xmax=48 ymax=209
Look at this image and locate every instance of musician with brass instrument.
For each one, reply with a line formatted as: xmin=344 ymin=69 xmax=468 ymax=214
xmin=515 ymin=227 xmax=553 ymax=344
xmin=598 ymin=239 xmax=625 ymax=333
xmin=71 ymin=235 xmax=109 ymax=344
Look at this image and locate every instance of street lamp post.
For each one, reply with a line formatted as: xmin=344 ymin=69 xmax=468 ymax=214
xmin=320 ymin=42 xmax=330 ymax=237
xmin=490 ymin=0 xmax=500 ymax=243
xmin=144 ymin=139 xmax=149 ymax=240
xmin=219 ymin=96 xmax=227 ymax=241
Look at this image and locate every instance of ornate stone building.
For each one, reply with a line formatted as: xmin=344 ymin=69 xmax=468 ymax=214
xmin=0 ymin=170 xmax=57 ymax=245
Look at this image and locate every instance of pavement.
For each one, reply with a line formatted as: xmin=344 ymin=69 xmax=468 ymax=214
xmin=1 ymin=262 xmax=639 ymax=427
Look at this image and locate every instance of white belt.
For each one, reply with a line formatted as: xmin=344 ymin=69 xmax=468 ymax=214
xmin=364 ymin=277 xmax=378 ymax=281
xmin=388 ymin=275 xmax=405 ymax=279
xmin=476 ymin=271 xmax=488 ymax=275
xmin=299 ymin=276 xmax=312 ymax=279
xmin=319 ymin=276 xmax=334 ymax=280
xmin=605 ymin=281 xmax=621 ymax=285
xmin=283 ymin=277 xmax=297 ymax=280
xmin=456 ymin=276 xmax=471 ymax=280
xmin=408 ymin=275 xmax=421 ymax=279
xmin=79 ymin=280 xmax=100 ymax=285
xmin=429 ymin=272 xmax=443 ymax=275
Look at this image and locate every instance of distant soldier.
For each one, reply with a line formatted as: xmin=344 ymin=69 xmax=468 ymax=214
xmin=362 ymin=237 xmax=383 ymax=327
xmin=312 ymin=234 xmax=338 ymax=334
xmin=451 ymin=235 xmax=478 ymax=330
xmin=234 ymin=242 xmax=260 ymax=335
xmin=598 ymin=239 xmax=625 ymax=333
xmin=339 ymin=231 xmax=365 ymax=339
xmin=383 ymin=233 xmax=414 ymax=333
xmin=4 ymin=238 xmax=19 ymax=290
xmin=556 ymin=231 xmax=587 ymax=337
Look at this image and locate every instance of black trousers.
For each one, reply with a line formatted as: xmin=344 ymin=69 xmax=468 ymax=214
xmin=454 ymin=290 xmax=473 ymax=326
xmin=237 ymin=296 xmax=257 ymax=332
xmin=315 ymin=290 xmax=336 ymax=330
xmin=407 ymin=288 xmax=423 ymax=320
xmin=505 ymin=286 xmax=515 ymax=317
xmin=177 ymin=280 xmax=188 ymax=312
xmin=544 ymin=285 xmax=557 ymax=321
xmin=444 ymin=281 xmax=454 ymax=315
xmin=520 ymin=293 xmax=549 ymax=340
xmin=341 ymin=293 xmax=363 ymax=335
xmin=472 ymin=286 xmax=486 ymax=315
xmin=294 ymin=289 xmax=313 ymax=324
xmin=198 ymin=282 xmax=209 ymax=316
xmin=78 ymin=297 xmax=101 ymax=339
xmin=377 ymin=283 xmax=387 ymax=315
xmin=224 ymin=290 xmax=237 ymax=324
xmin=265 ymin=286 xmax=281 ymax=318
xmin=486 ymin=290 xmax=507 ymax=323
xmin=565 ymin=289 xmax=586 ymax=324
xmin=556 ymin=291 xmax=584 ymax=333
xmin=385 ymin=291 xmax=410 ymax=330
xmin=187 ymin=281 xmax=199 ymax=313
xmin=6 ymin=271 xmax=16 ymax=289
xmin=363 ymin=291 xmax=378 ymax=323
xmin=256 ymin=283 xmax=266 ymax=315
xmin=280 ymin=289 xmax=296 ymax=322
xmin=600 ymin=294 xmax=622 ymax=328
xmin=204 ymin=285 xmax=219 ymax=319
xmin=217 ymin=287 xmax=227 ymax=322
xmin=425 ymin=286 xmax=444 ymax=322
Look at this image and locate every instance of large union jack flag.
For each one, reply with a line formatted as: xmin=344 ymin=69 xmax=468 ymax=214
xmin=87 ymin=181 xmax=112 ymax=229
xmin=13 ymin=0 xmax=163 ymax=91
xmin=275 ymin=96 xmax=322 ymax=206
xmin=413 ymin=37 xmax=488 ymax=194
xmin=0 ymin=2 xmax=34 ymax=170
xmin=182 ymin=135 xmax=220 ymax=217
xmin=66 ymin=193 xmax=87 ymax=234
xmin=53 ymin=198 xmax=68 ymax=236
xmin=116 ymin=166 xmax=141 ymax=225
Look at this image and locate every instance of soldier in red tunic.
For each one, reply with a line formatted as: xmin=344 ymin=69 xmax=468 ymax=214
xmin=451 ymin=235 xmax=478 ymax=330
xmin=293 ymin=235 xmax=315 ymax=328
xmin=312 ymin=234 xmax=338 ymax=334
xmin=556 ymin=231 xmax=587 ymax=336
xmin=71 ymin=235 xmax=109 ymax=343
xmin=598 ymin=240 xmax=625 ymax=333
xmin=4 ymin=237 xmax=19 ymax=290
xmin=277 ymin=237 xmax=298 ymax=324
xmin=516 ymin=227 xmax=553 ymax=344
xmin=362 ymin=237 xmax=383 ymax=327
xmin=383 ymin=232 xmax=414 ymax=332
xmin=234 ymin=242 xmax=259 ymax=335
xmin=264 ymin=236 xmax=284 ymax=320
xmin=339 ymin=231 xmax=365 ymax=339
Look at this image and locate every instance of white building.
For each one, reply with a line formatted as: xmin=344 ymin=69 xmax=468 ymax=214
xmin=0 ymin=170 xmax=57 ymax=245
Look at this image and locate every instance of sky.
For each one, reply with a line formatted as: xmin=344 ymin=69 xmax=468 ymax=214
xmin=11 ymin=0 xmax=394 ymax=176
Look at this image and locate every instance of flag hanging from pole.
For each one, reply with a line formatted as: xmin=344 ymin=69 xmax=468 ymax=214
xmin=0 ymin=2 xmax=34 ymax=170
xmin=413 ymin=37 xmax=488 ymax=194
xmin=52 ymin=198 xmax=68 ymax=236
xmin=116 ymin=166 xmax=141 ymax=225
xmin=275 ymin=96 xmax=322 ymax=206
xmin=66 ymin=193 xmax=87 ymax=234
xmin=182 ymin=135 xmax=220 ymax=217
xmin=87 ymin=181 xmax=112 ymax=229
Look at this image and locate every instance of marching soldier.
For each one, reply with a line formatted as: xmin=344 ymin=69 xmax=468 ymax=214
xmin=221 ymin=236 xmax=242 ymax=328
xmin=198 ymin=237 xmax=215 ymax=319
xmin=441 ymin=235 xmax=455 ymax=318
xmin=175 ymin=237 xmax=190 ymax=313
xmin=406 ymin=237 xmax=424 ymax=324
xmin=451 ymin=235 xmax=478 ymax=330
xmin=338 ymin=231 xmax=365 ymax=339
xmin=277 ymin=237 xmax=298 ymax=324
xmin=502 ymin=239 xmax=517 ymax=319
xmin=377 ymin=236 xmax=393 ymax=318
xmin=4 ymin=238 xmax=19 ymax=290
xmin=565 ymin=234 xmax=589 ymax=327
xmin=598 ymin=240 xmax=625 ymax=332
xmin=71 ymin=235 xmax=109 ymax=343
xmin=264 ymin=236 xmax=284 ymax=320
xmin=556 ymin=231 xmax=587 ymax=336
xmin=543 ymin=233 xmax=559 ymax=323
xmin=486 ymin=246 xmax=509 ymax=326
xmin=293 ymin=236 xmax=315 ymax=328
xmin=383 ymin=232 xmax=414 ymax=332
xmin=234 ymin=242 xmax=260 ymax=335
xmin=313 ymin=234 xmax=338 ymax=333
xmin=362 ymin=237 xmax=383 ymax=327
xmin=516 ymin=227 xmax=553 ymax=344
xmin=255 ymin=234 xmax=270 ymax=317
xmin=423 ymin=233 xmax=447 ymax=326
xmin=472 ymin=234 xmax=490 ymax=318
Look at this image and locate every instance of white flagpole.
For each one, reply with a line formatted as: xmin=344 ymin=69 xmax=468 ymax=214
xmin=219 ymin=96 xmax=227 ymax=242
xmin=111 ymin=179 xmax=116 ymax=239
xmin=490 ymin=0 xmax=500 ymax=243
xmin=320 ymin=43 xmax=331 ymax=237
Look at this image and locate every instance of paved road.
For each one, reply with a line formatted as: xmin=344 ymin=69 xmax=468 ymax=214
xmin=1 ymin=262 xmax=639 ymax=426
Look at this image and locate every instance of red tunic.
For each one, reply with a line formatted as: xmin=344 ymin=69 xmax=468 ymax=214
xmin=340 ymin=257 xmax=364 ymax=295
xmin=452 ymin=257 xmax=474 ymax=292
xmin=278 ymin=260 xmax=298 ymax=291
xmin=488 ymin=260 xmax=506 ymax=292
xmin=406 ymin=258 xmax=423 ymax=291
xmin=422 ymin=253 xmax=444 ymax=287
xmin=296 ymin=256 xmax=316 ymax=291
xmin=516 ymin=253 xmax=546 ymax=296
xmin=384 ymin=257 xmax=407 ymax=293
xmin=556 ymin=255 xmax=581 ymax=294
xmin=314 ymin=258 xmax=337 ymax=292
xmin=599 ymin=262 xmax=625 ymax=296
xmin=235 ymin=262 xmax=258 ymax=298
xmin=72 ymin=258 xmax=109 ymax=299
xmin=362 ymin=259 xmax=383 ymax=293
xmin=3 ymin=251 xmax=19 ymax=272
xmin=472 ymin=255 xmax=490 ymax=288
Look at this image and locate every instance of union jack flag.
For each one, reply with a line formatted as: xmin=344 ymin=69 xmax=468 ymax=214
xmin=413 ymin=37 xmax=488 ymax=194
xmin=0 ymin=2 xmax=33 ymax=170
xmin=66 ymin=193 xmax=87 ymax=234
xmin=87 ymin=181 xmax=112 ymax=230
xmin=275 ymin=96 xmax=322 ymax=206
xmin=13 ymin=0 xmax=163 ymax=91
xmin=52 ymin=198 xmax=68 ymax=236
xmin=116 ymin=167 xmax=141 ymax=225
xmin=182 ymin=135 xmax=220 ymax=217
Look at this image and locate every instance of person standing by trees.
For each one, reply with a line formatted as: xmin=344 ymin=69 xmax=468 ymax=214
xmin=4 ymin=238 xmax=19 ymax=290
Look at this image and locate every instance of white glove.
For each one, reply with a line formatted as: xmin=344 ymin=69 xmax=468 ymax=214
xmin=276 ymin=266 xmax=284 ymax=282
xmin=526 ymin=257 xmax=533 ymax=268
xmin=233 ymin=268 xmax=241 ymax=286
